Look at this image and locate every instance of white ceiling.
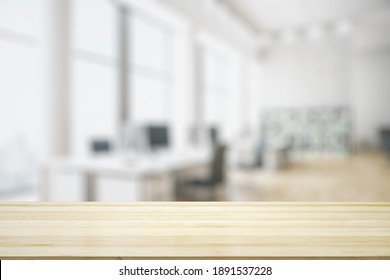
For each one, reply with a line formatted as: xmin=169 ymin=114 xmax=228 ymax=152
xmin=224 ymin=0 xmax=390 ymax=31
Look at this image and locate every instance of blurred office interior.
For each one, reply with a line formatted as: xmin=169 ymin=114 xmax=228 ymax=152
xmin=0 ymin=0 xmax=390 ymax=202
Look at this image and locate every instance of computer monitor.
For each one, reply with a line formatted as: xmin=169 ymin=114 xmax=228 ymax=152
xmin=146 ymin=125 xmax=169 ymax=151
xmin=90 ymin=139 xmax=112 ymax=154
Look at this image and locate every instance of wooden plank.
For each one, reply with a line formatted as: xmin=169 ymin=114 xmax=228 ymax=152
xmin=0 ymin=202 xmax=390 ymax=259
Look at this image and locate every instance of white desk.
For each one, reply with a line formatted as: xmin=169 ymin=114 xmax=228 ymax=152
xmin=42 ymin=149 xmax=210 ymax=202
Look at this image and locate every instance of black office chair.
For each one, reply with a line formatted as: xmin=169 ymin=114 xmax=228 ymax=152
xmin=380 ymin=128 xmax=390 ymax=158
xmin=177 ymin=144 xmax=227 ymax=201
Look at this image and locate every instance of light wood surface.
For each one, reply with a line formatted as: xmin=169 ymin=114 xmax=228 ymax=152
xmin=229 ymin=152 xmax=390 ymax=202
xmin=1 ymin=202 xmax=390 ymax=259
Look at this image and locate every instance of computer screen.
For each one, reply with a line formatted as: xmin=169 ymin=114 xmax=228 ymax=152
xmin=147 ymin=125 xmax=169 ymax=150
xmin=90 ymin=139 xmax=112 ymax=154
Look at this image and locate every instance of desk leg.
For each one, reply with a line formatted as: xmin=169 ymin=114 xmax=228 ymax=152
xmin=85 ymin=173 xmax=95 ymax=201
xmin=39 ymin=166 xmax=49 ymax=202
xmin=165 ymin=173 xmax=175 ymax=201
xmin=141 ymin=174 xmax=175 ymax=201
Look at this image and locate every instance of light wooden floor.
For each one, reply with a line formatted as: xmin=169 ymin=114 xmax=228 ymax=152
xmin=227 ymin=151 xmax=390 ymax=202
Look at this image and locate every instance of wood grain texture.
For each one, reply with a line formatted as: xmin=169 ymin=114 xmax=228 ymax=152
xmin=1 ymin=202 xmax=390 ymax=259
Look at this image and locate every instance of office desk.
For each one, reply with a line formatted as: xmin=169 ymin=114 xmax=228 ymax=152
xmin=43 ymin=150 xmax=210 ymax=202
xmin=1 ymin=202 xmax=390 ymax=259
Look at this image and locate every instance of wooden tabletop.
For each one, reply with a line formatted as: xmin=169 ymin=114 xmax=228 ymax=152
xmin=1 ymin=202 xmax=390 ymax=259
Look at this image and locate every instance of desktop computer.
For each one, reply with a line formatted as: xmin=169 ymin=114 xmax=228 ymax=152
xmin=146 ymin=125 xmax=170 ymax=152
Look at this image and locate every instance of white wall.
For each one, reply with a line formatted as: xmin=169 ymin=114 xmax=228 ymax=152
xmin=262 ymin=36 xmax=352 ymax=108
xmin=261 ymin=12 xmax=390 ymax=148
xmin=351 ymin=8 xmax=390 ymax=147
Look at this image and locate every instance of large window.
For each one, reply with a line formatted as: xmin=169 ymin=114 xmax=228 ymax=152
xmin=71 ymin=1 xmax=183 ymax=154
xmin=70 ymin=0 xmax=260 ymax=155
xmin=0 ymin=0 xmax=45 ymax=194
xmin=71 ymin=0 xmax=118 ymax=156
xmin=201 ymin=50 xmax=228 ymax=129
xmin=129 ymin=13 xmax=174 ymax=125
xmin=198 ymin=35 xmax=241 ymax=144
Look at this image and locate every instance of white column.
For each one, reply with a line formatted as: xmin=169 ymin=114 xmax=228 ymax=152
xmin=240 ymin=55 xmax=250 ymax=137
xmin=44 ymin=0 xmax=71 ymax=157
xmin=117 ymin=4 xmax=130 ymax=151
xmin=191 ymin=28 xmax=206 ymax=146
